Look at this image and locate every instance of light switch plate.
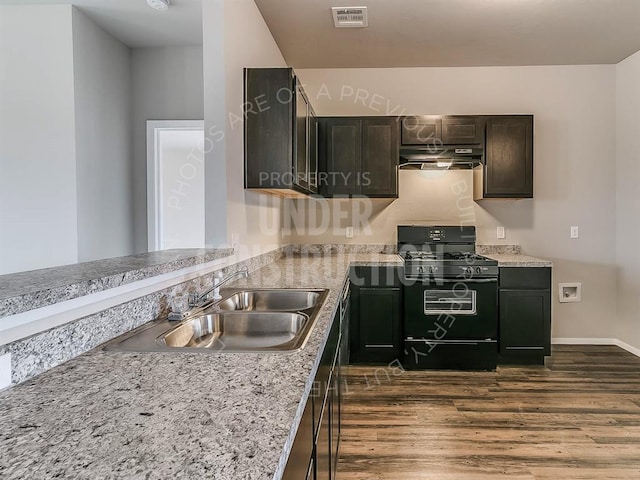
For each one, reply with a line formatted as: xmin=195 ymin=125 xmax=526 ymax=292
xmin=0 ymin=353 xmax=11 ymax=390
xmin=570 ymin=226 xmax=579 ymax=239
xmin=496 ymin=226 xmax=505 ymax=239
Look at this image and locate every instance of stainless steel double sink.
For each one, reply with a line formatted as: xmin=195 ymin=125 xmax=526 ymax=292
xmin=104 ymin=289 xmax=328 ymax=353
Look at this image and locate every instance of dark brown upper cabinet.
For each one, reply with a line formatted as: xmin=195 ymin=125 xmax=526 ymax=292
xmin=442 ymin=116 xmax=482 ymax=145
xmin=244 ymin=67 xmax=317 ymax=197
xmin=319 ymin=117 xmax=399 ymax=198
xmin=401 ymin=115 xmax=481 ymax=146
xmin=477 ymin=115 xmax=534 ymax=199
xmin=401 ymin=116 xmax=441 ymax=145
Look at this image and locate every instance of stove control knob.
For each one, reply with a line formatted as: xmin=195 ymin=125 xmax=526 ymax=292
xmin=476 ymin=267 xmax=482 ymax=274
xmin=417 ymin=266 xmax=425 ymax=273
xmin=464 ymin=267 xmax=473 ymax=275
xmin=430 ymin=266 xmax=438 ymax=273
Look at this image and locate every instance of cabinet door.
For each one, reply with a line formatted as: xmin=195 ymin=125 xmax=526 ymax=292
xmin=442 ymin=116 xmax=481 ymax=144
xmin=352 ymin=287 xmax=402 ymax=363
xmin=321 ymin=118 xmax=361 ymax=196
xmin=361 ymin=118 xmax=399 ymax=197
xmin=282 ymin=396 xmax=314 ymax=480
xmin=401 ymin=116 xmax=442 ymax=145
xmin=308 ymin=109 xmax=318 ymax=193
xmin=499 ymin=289 xmax=551 ymax=360
xmin=294 ymin=81 xmax=310 ymax=191
xmin=315 ymin=394 xmax=331 ymax=480
xmin=306 ymin=459 xmax=314 ymax=480
xmin=244 ymin=68 xmax=294 ymax=189
xmin=330 ymin=369 xmax=339 ymax=478
xmin=484 ymin=116 xmax=533 ymax=198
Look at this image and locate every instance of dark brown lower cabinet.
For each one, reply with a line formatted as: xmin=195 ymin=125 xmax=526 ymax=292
xmin=282 ymin=279 xmax=349 ymax=479
xmin=316 ymin=390 xmax=331 ymax=480
xmin=349 ymin=266 xmax=403 ymax=363
xmin=499 ymin=267 xmax=551 ymax=365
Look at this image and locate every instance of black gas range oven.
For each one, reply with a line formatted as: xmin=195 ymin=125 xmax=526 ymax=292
xmin=399 ymin=225 xmax=499 ymax=370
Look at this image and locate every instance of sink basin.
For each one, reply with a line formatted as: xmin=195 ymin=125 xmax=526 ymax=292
xmin=159 ymin=312 xmax=308 ymax=350
xmin=215 ymin=289 xmax=320 ymax=312
xmin=103 ymin=288 xmax=328 ymax=353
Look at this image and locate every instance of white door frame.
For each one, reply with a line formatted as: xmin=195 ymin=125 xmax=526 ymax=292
xmin=146 ymin=120 xmax=204 ymax=252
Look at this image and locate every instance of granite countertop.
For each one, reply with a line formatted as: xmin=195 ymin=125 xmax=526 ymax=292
xmin=483 ymin=253 xmax=553 ymax=267
xmin=0 ymin=253 xmax=401 ymax=480
xmin=0 ymin=248 xmax=234 ymax=319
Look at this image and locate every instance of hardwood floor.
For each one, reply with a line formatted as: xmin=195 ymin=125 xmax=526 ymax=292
xmin=337 ymin=345 xmax=640 ymax=479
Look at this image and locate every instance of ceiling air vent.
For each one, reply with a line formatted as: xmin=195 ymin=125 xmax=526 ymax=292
xmin=332 ymin=6 xmax=368 ymax=28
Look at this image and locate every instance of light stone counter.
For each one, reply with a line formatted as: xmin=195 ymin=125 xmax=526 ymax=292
xmin=483 ymin=253 xmax=553 ymax=267
xmin=0 ymin=253 xmax=401 ymax=480
xmin=476 ymin=245 xmax=552 ymax=267
xmin=0 ymin=249 xmax=234 ymax=318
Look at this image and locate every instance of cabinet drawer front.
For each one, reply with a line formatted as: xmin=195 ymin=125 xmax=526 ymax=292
xmin=350 ymin=266 xmax=402 ymax=287
xmin=499 ymin=267 xmax=551 ymax=289
xmin=403 ymin=339 xmax=497 ymax=370
xmin=401 ymin=116 xmax=442 ymax=145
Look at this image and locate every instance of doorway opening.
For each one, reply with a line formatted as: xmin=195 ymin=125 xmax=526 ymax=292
xmin=147 ymin=120 xmax=205 ymax=251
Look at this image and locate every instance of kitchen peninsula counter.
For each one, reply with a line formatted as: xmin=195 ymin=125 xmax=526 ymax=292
xmin=0 ymin=253 xmax=401 ymax=480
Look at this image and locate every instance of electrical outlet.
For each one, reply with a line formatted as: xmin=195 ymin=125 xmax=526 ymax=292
xmin=345 ymin=226 xmax=354 ymax=239
xmin=570 ymin=226 xmax=579 ymax=239
xmin=0 ymin=353 xmax=11 ymax=390
xmin=496 ymin=226 xmax=505 ymax=239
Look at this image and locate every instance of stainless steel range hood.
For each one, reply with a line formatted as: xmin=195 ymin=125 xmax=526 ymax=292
xmin=399 ymin=147 xmax=483 ymax=170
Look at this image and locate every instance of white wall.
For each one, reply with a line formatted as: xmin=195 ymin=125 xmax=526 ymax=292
xmin=294 ymin=66 xmax=617 ymax=340
xmin=202 ymin=0 xmax=288 ymax=258
xmin=615 ymin=50 xmax=640 ymax=350
xmin=72 ymin=8 xmax=133 ymax=262
xmin=223 ymin=0 xmax=287 ymax=259
xmin=131 ymin=46 xmax=204 ymax=253
xmin=202 ymin=0 xmax=227 ymax=250
xmin=0 ymin=5 xmax=78 ymax=274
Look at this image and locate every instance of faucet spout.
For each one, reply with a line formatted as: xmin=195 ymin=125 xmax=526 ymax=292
xmin=190 ymin=268 xmax=249 ymax=307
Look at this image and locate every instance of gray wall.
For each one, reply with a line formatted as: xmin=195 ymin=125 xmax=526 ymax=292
xmin=295 ymin=65 xmax=618 ymax=341
xmin=0 ymin=5 xmax=78 ymax=274
xmin=616 ymin=50 xmax=640 ymax=351
xmin=131 ymin=46 xmax=205 ymax=254
xmin=72 ymin=8 xmax=134 ymax=262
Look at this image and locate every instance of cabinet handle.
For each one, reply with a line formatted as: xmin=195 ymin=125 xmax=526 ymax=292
xmin=365 ymin=344 xmax=393 ymax=348
xmin=505 ymin=346 xmax=544 ymax=350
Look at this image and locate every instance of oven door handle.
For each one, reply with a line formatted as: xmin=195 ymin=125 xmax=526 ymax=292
xmin=418 ymin=278 xmax=498 ymax=284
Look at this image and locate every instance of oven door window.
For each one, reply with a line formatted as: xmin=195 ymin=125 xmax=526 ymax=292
xmin=424 ymin=289 xmax=476 ymax=315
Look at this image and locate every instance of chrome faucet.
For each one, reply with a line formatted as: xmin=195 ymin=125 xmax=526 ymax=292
xmin=189 ymin=269 xmax=249 ymax=307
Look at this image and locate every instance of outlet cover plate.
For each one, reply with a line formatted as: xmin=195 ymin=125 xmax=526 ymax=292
xmin=345 ymin=226 xmax=354 ymax=239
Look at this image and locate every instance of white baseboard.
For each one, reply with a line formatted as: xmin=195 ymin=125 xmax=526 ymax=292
xmin=614 ymin=339 xmax=640 ymax=358
xmin=552 ymin=337 xmax=640 ymax=358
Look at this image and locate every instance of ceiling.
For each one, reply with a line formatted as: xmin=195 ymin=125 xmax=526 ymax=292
xmin=0 ymin=0 xmax=202 ymax=48
xmin=254 ymin=0 xmax=640 ymax=68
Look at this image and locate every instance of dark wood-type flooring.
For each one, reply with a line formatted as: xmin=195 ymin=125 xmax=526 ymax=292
xmin=337 ymin=345 xmax=640 ymax=479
